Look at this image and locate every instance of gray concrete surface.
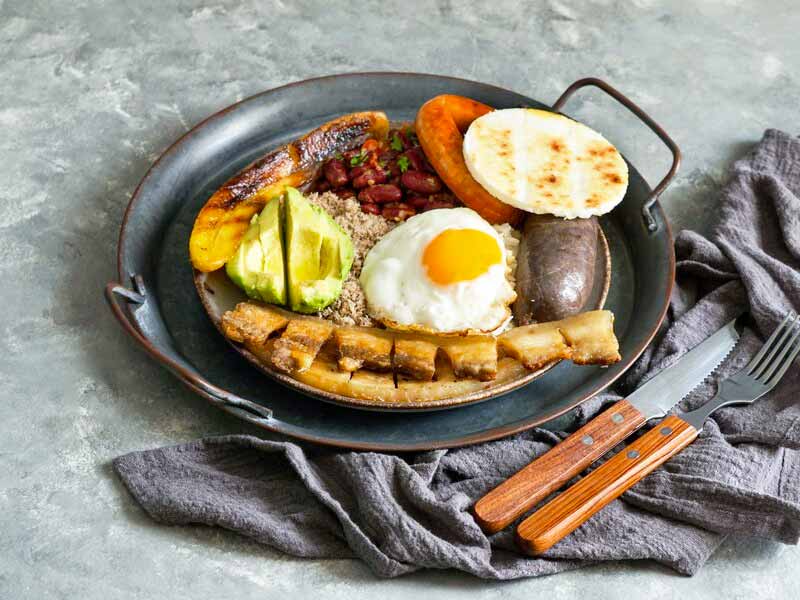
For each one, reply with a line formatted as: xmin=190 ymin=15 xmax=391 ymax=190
xmin=1 ymin=0 xmax=798 ymax=598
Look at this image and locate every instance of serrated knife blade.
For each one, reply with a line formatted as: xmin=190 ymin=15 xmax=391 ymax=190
xmin=627 ymin=317 xmax=740 ymax=420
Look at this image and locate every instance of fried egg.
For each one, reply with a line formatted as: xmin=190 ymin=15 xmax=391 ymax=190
xmin=359 ymin=208 xmax=516 ymax=334
xmin=463 ymin=108 xmax=629 ymax=218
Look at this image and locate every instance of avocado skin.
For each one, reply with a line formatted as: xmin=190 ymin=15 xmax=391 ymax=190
xmin=225 ymin=197 xmax=286 ymax=304
xmin=284 ymin=187 xmax=354 ymax=313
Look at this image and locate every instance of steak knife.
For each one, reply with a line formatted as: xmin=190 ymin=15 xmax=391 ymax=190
xmin=473 ymin=317 xmax=740 ymax=534
xmin=517 ymin=312 xmax=799 ymax=555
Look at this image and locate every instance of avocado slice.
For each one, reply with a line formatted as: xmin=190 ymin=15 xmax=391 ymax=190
xmin=225 ymin=197 xmax=286 ymax=304
xmin=284 ymin=187 xmax=354 ymax=313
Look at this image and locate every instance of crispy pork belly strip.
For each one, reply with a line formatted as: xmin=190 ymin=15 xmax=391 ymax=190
xmin=393 ymin=334 xmax=438 ymax=381
xmin=332 ymin=326 xmax=394 ymax=373
xmin=498 ymin=321 xmax=571 ymax=371
xmin=220 ymin=303 xmax=619 ymax=397
xmin=190 ymin=111 xmax=390 ymax=272
xmin=271 ymin=318 xmax=335 ymax=374
xmin=220 ymin=302 xmax=290 ymax=345
xmin=558 ymin=310 xmax=621 ymax=365
xmin=437 ymin=335 xmax=498 ymax=381
xmin=499 ymin=309 xmax=620 ymax=370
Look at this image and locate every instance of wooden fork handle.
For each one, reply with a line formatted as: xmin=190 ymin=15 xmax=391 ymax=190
xmin=515 ymin=415 xmax=698 ymax=555
xmin=473 ymin=399 xmax=647 ymax=534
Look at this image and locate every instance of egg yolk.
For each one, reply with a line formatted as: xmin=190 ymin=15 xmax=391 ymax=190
xmin=422 ymin=228 xmax=502 ymax=285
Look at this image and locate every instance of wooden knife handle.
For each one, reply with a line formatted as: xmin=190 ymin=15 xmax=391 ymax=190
xmin=515 ymin=415 xmax=698 ymax=555
xmin=473 ymin=399 xmax=646 ymax=534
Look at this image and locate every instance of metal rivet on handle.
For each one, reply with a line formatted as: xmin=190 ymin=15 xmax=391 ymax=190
xmin=627 ymin=450 xmax=640 ymax=459
xmin=582 ymin=435 xmax=594 ymax=445
xmin=612 ymin=413 xmax=624 ymax=424
xmin=660 ymin=426 xmax=673 ymax=436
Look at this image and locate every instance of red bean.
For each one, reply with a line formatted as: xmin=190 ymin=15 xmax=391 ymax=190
xmin=401 ymin=170 xmax=442 ymax=194
xmin=406 ymin=195 xmax=430 ymax=209
xmin=353 ymin=168 xmax=388 ymax=189
xmin=360 ymin=202 xmax=381 ymax=215
xmin=397 ymin=130 xmax=412 ymax=149
xmin=323 ymin=159 xmax=348 ymax=188
xmin=315 ymin=179 xmax=331 ymax=193
xmin=382 ymin=202 xmax=416 ymax=221
xmin=384 ymin=160 xmax=401 ymax=177
xmin=359 ymin=184 xmax=402 ymax=204
xmin=427 ymin=192 xmax=458 ymax=204
xmin=401 ymin=147 xmax=431 ymax=172
xmin=378 ymin=150 xmax=399 ymax=163
xmin=348 ymin=165 xmax=367 ymax=181
xmin=422 ymin=200 xmax=456 ymax=212
xmin=334 ymin=187 xmax=356 ymax=200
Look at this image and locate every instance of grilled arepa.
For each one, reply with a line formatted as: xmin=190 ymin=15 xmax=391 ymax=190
xmin=463 ymin=108 xmax=628 ymax=218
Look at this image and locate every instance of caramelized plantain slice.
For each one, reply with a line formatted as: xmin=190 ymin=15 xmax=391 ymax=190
xmin=221 ymin=302 xmax=290 ymax=345
xmin=293 ymin=353 xmax=354 ymax=397
xmin=271 ymin=317 xmax=335 ymax=374
xmin=190 ymin=111 xmax=390 ymax=273
xmin=332 ymin=326 xmax=394 ymax=373
xmin=348 ymin=369 xmax=399 ymax=403
xmin=437 ymin=335 xmax=498 ymax=381
xmin=393 ymin=334 xmax=438 ymax=381
xmin=558 ymin=310 xmax=621 ymax=365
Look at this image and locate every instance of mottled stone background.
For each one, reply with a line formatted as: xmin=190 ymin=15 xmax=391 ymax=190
xmin=1 ymin=0 xmax=798 ymax=598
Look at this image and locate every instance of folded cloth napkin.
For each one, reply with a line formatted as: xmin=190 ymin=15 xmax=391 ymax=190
xmin=114 ymin=129 xmax=800 ymax=579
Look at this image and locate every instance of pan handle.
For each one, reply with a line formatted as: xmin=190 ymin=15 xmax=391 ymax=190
xmin=105 ymin=275 xmax=275 ymax=426
xmin=552 ymin=77 xmax=681 ymax=233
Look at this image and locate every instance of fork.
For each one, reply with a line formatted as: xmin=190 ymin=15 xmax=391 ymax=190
xmin=516 ymin=312 xmax=800 ymax=556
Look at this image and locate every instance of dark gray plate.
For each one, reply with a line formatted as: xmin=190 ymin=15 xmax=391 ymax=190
xmin=106 ymin=73 xmax=679 ymax=451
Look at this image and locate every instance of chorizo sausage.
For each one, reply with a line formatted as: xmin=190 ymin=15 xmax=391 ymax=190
xmin=415 ymin=95 xmax=522 ymax=225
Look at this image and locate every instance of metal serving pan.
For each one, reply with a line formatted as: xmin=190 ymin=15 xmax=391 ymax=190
xmin=105 ymin=73 xmax=679 ymax=451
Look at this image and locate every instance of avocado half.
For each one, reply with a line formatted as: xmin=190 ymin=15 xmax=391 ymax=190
xmin=224 ymin=187 xmax=353 ymax=313
xmin=284 ymin=187 xmax=354 ymax=313
xmin=225 ymin=197 xmax=286 ymax=304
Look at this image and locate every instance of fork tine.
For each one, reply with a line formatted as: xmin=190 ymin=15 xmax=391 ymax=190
xmin=745 ymin=312 xmax=795 ymax=374
xmin=761 ymin=320 xmax=800 ymax=388
xmin=749 ymin=313 xmax=799 ymax=379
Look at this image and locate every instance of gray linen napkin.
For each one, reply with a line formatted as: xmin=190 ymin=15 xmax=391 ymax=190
xmin=114 ymin=129 xmax=800 ymax=579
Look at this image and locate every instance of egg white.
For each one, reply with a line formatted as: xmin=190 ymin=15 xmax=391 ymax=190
xmin=359 ymin=208 xmax=516 ymax=334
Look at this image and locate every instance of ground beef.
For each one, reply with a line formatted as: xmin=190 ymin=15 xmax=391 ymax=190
xmin=308 ymin=192 xmax=396 ymax=327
